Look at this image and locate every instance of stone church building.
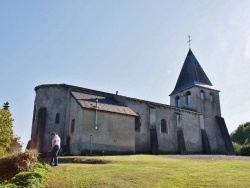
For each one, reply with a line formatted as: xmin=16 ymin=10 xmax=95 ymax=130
xmin=30 ymin=49 xmax=234 ymax=155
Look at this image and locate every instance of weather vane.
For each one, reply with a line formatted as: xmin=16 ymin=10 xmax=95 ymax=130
xmin=187 ymin=35 xmax=192 ymax=49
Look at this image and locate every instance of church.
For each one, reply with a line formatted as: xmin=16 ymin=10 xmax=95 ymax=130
xmin=29 ymin=49 xmax=235 ymax=155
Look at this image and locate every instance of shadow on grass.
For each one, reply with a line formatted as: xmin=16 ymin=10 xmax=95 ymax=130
xmin=39 ymin=157 xmax=111 ymax=164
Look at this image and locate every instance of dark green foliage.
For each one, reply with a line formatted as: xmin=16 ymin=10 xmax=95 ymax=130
xmin=0 ymin=107 xmax=13 ymax=156
xmin=232 ymin=142 xmax=241 ymax=155
xmin=239 ymin=144 xmax=250 ymax=156
xmin=231 ymin=122 xmax=250 ymax=145
xmin=231 ymin=121 xmax=250 ymax=156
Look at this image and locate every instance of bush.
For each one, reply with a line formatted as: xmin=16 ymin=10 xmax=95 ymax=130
xmin=240 ymin=144 xmax=250 ymax=156
xmin=0 ymin=150 xmax=38 ymax=181
xmin=232 ymin=142 xmax=242 ymax=155
xmin=1 ymin=163 xmax=50 ymax=188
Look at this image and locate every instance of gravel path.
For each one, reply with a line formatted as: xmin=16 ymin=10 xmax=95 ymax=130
xmin=162 ymin=155 xmax=250 ymax=160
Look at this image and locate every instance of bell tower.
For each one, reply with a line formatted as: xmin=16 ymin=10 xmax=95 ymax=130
xmin=169 ymin=49 xmax=221 ymax=116
xmin=169 ymin=48 xmax=234 ymax=155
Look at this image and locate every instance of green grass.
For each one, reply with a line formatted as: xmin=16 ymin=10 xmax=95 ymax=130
xmin=41 ymin=155 xmax=250 ymax=188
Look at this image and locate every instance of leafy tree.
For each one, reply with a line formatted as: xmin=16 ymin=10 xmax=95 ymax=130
xmin=231 ymin=121 xmax=250 ymax=156
xmin=231 ymin=122 xmax=250 ymax=145
xmin=0 ymin=102 xmax=13 ymax=156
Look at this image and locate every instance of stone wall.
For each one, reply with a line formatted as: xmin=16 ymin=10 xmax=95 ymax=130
xmin=69 ymin=96 xmax=135 ymax=155
xmin=31 ymin=85 xmax=69 ymax=153
xmin=114 ymin=95 xmax=202 ymax=154
xmin=31 ymin=84 xmax=229 ymax=155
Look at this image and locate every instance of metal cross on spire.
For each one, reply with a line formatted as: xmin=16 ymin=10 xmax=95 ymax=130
xmin=187 ymin=35 xmax=192 ymax=49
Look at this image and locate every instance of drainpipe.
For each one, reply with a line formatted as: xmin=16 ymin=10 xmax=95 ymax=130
xmin=90 ymin=135 xmax=92 ymax=155
xmin=95 ymin=98 xmax=98 ymax=130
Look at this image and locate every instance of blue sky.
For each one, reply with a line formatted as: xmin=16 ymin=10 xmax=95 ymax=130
xmin=1 ymin=1 xmax=250 ymax=148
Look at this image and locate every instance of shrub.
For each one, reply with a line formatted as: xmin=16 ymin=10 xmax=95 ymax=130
xmin=1 ymin=163 xmax=50 ymax=188
xmin=0 ymin=150 xmax=38 ymax=180
xmin=232 ymin=142 xmax=242 ymax=155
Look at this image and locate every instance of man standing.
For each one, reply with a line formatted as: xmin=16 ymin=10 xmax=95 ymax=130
xmin=50 ymin=132 xmax=61 ymax=166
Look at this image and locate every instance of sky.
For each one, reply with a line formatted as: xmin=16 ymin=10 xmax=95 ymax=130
xmin=1 ymin=1 xmax=250 ymax=148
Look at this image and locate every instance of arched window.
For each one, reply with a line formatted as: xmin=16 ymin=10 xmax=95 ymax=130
xmin=161 ymin=119 xmax=167 ymax=133
xmin=186 ymin=91 xmax=191 ymax=104
xmin=175 ymin=96 xmax=180 ymax=107
xmin=210 ymin=93 xmax=214 ymax=103
xmin=55 ymin=113 xmax=60 ymax=124
xmin=200 ymin=90 xmax=205 ymax=100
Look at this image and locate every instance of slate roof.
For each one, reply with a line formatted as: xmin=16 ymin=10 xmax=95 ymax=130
xmin=170 ymin=49 xmax=214 ymax=95
xmin=71 ymin=91 xmax=138 ymax=116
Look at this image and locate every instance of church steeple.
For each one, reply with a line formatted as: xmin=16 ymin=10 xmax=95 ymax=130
xmin=170 ymin=49 xmax=213 ymax=95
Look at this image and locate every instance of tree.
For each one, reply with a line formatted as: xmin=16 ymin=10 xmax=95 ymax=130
xmin=231 ymin=121 xmax=250 ymax=156
xmin=231 ymin=122 xmax=250 ymax=145
xmin=0 ymin=102 xmax=13 ymax=156
xmin=7 ymin=136 xmax=23 ymax=154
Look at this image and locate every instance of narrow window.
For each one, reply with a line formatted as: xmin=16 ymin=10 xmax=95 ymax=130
xmin=71 ymin=119 xmax=75 ymax=133
xmin=55 ymin=113 xmax=60 ymax=124
xmin=200 ymin=90 xmax=205 ymax=100
xmin=135 ymin=115 xmax=141 ymax=131
xmin=37 ymin=107 xmax=46 ymax=151
xmin=186 ymin=91 xmax=191 ymax=104
xmin=161 ymin=119 xmax=167 ymax=133
xmin=175 ymin=96 xmax=180 ymax=107
xmin=32 ymin=104 xmax=36 ymax=123
xmin=210 ymin=93 xmax=214 ymax=103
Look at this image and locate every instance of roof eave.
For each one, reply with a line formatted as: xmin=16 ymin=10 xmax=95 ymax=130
xmin=169 ymin=83 xmax=220 ymax=96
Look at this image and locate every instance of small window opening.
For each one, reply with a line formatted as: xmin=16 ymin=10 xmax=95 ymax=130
xmin=175 ymin=96 xmax=180 ymax=107
xmin=200 ymin=90 xmax=205 ymax=100
xmin=210 ymin=93 xmax=214 ymax=103
xmin=186 ymin=91 xmax=191 ymax=104
xmin=161 ymin=119 xmax=167 ymax=133
xmin=55 ymin=113 xmax=60 ymax=124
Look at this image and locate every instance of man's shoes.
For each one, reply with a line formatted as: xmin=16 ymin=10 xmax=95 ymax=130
xmin=49 ymin=163 xmax=58 ymax=166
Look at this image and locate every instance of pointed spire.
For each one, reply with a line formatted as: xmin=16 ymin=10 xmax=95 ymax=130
xmin=170 ymin=49 xmax=213 ymax=95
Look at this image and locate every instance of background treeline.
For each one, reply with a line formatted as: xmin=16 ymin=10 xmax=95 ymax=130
xmin=231 ymin=121 xmax=250 ymax=156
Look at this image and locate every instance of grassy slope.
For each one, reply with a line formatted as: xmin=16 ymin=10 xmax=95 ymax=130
xmin=41 ymin=155 xmax=250 ymax=188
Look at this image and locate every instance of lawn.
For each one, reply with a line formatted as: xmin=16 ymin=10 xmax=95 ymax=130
xmin=41 ymin=155 xmax=250 ymax=188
